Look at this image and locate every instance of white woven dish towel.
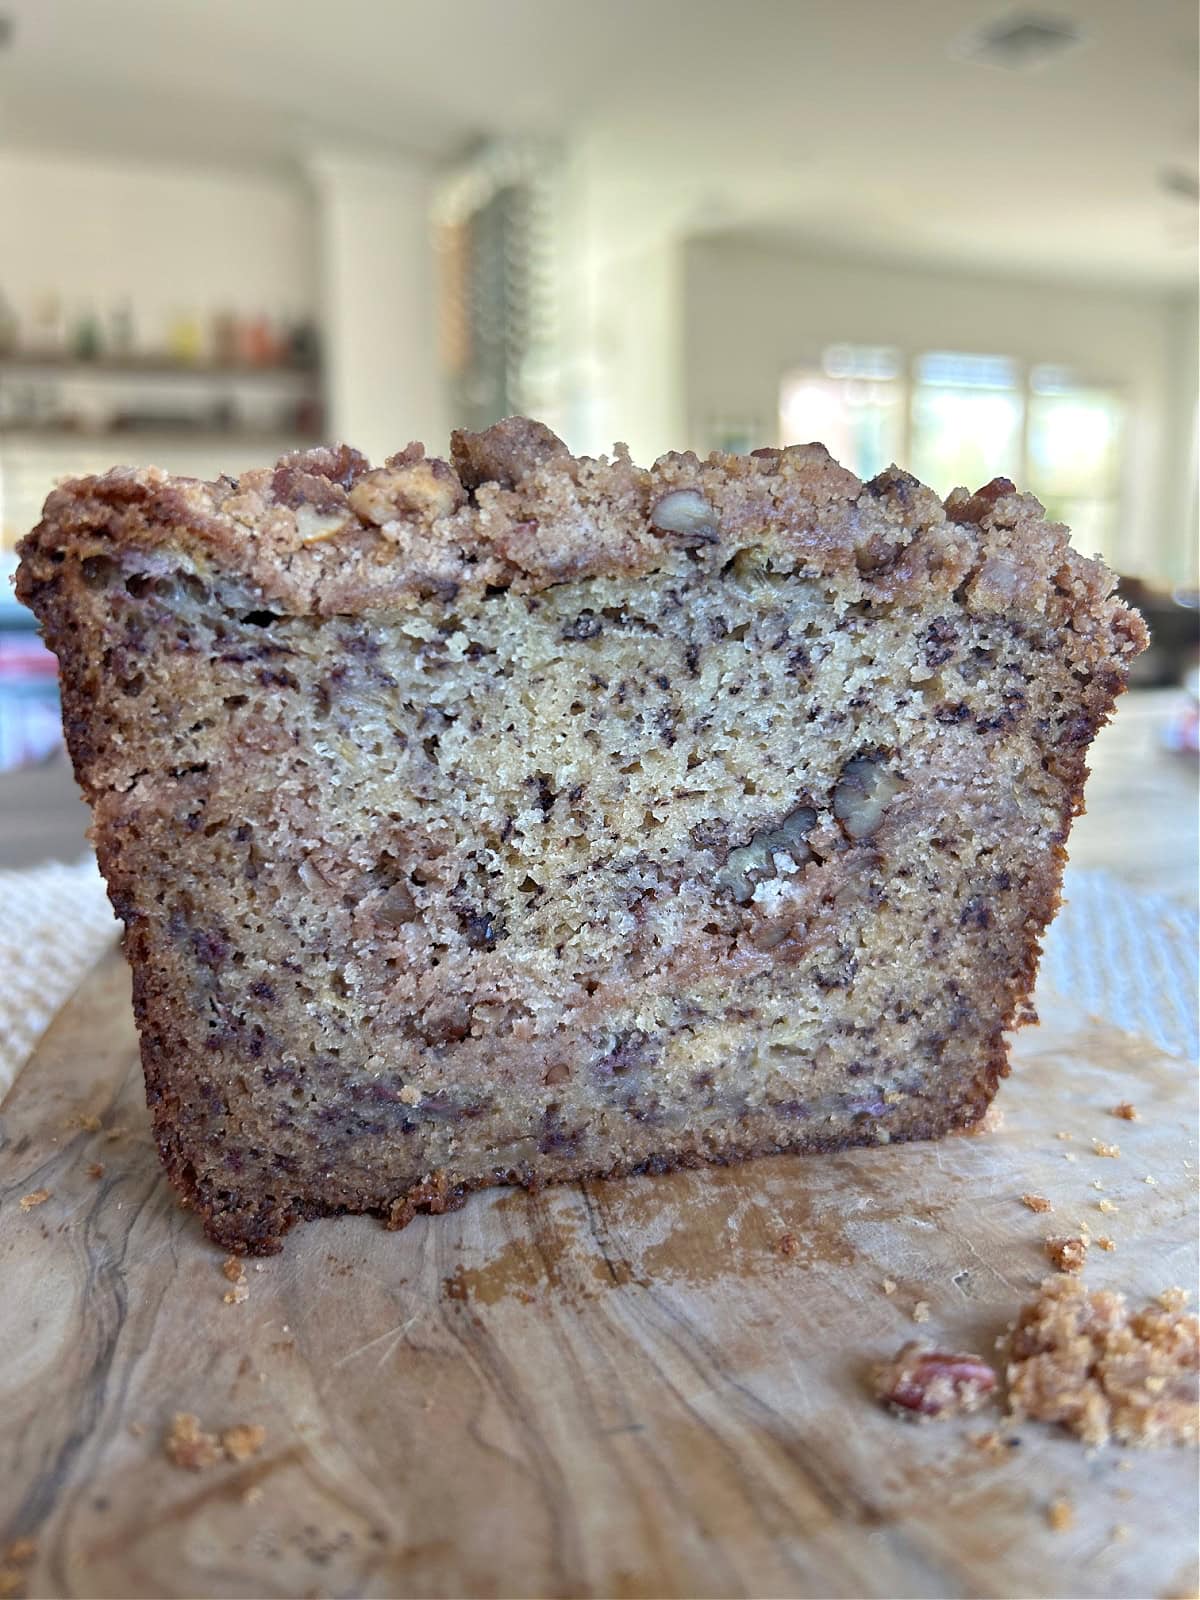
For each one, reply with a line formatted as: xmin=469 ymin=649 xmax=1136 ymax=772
xmin=0 ymin=855 xmax=119 ymax=1096
xmin=0 ymin=858 xmax=1195 ymax=1104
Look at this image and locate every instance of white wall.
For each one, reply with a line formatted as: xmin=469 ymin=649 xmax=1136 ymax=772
xmin=309 ymin=152 xmax=446 ymax=465
xmin=1163 ymin=292 xmax=1199 ymax=586
xmin=0 ymin=151 xmax=317 ymax=348
xmin=683 ymin=237 xmax=1188 ymax=581
xmin=556 ymin=132 xmax=690 ymax=465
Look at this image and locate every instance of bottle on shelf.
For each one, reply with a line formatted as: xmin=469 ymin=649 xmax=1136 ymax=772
xmin=108 ymin=300 xmax=135 ymax=359
xmin=290 ymin=317 xmax=320 ymax=370
xmin=211 ymin=309 xmax=238 ymax=368
xmin=166 ymin=309 xmax=204 ymax=365
xmin=72 ymin=304 xmax=103 ymax=361
xmin=0 ymin=288 xmax=17 ymax=355
xmin=245 ymin=312 xmax=277 ymax=368
xmin=31 ymin=291 xmax=66 ymax=355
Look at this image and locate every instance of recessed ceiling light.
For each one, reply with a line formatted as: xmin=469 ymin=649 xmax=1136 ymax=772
xmin=954 ymin=12 xmax=1087 ymax=72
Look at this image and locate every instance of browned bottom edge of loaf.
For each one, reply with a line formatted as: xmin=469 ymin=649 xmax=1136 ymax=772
xmin=151 ymin=1035 xmax=1007 ymax=1255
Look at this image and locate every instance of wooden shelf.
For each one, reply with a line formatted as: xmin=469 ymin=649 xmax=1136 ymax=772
xmin=0 ymin=352 xmax=319 ymax=382
xmin=0 ymin=426 xmax=322 ymax=447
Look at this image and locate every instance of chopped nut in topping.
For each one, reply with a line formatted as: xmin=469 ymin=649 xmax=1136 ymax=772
xmin=294 ymin=505 xmax=349 ymax=545
xmin=832 ymin=756 xmax=903 ymax=840
xmin=648 ymin=488 xmax=719 ymax=544
xmin=348 ymin=459 xmax=465 ymax=525
xmin=221 ymin=1257 xmax=246 ymax=1284
xmin=1045 ymin=1236 xmax=1088 ymax=1274
xmin=1022 ymin=1193 xmax=1053 ymax=1214
xmin=873 ymin=1342 xmax=997 ymax=1419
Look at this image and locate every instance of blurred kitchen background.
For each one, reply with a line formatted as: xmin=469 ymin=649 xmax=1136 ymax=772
xmin=0 ymin=0 xmax=1196 ymax=801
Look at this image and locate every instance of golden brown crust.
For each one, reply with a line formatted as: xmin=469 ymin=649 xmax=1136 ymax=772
xmin=18 ymin=421 xmax=1139 ymax=636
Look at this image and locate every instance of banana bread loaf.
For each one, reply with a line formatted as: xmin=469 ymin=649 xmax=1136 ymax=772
xmin=16 ymin=419 xmax=1147 ymax=1252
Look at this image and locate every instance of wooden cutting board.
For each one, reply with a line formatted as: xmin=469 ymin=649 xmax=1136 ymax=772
xmin=0 ymin=948 xmax=1195 ymax=1600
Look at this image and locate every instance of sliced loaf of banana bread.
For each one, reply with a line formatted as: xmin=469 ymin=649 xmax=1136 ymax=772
xmin=17 ymin=418 xmax=1147 ymax=1252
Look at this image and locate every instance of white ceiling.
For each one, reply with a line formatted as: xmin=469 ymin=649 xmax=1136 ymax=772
xmin=0 ymin=0 xmax=1196 ymax=288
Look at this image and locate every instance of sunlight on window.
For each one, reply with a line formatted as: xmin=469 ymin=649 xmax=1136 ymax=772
xmin=910 ymin=351 xmax=1023 ymax=495
xmin=778 ymin=349 xmax=1127 ymax=568
xmin=1027 ymin=369 xmax=1124 ymax=563
xmin=779 ymin=347 xmax=903 ymax=477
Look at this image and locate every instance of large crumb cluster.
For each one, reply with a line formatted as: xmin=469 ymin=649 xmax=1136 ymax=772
xmin=1007 ymin=1276 xmax=1199 ymax=1447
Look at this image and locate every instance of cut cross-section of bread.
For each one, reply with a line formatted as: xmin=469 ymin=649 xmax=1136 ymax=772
xmin=16 ymin=418 xmax=1147 ymax=1253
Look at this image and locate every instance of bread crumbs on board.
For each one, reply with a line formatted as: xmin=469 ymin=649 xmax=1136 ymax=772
xmin=1092 ymin=1140 xmax=1120 ymax=1158
xmin=18 ymin=1190 xmax=49 ymax=1211
xmin=1047 ymin=1498 xmax=1074 ymax=1532
xmin=912 ymin=1300 xmax=931 ymax=1323
xmin=1044 ymin=1236 xmax=1088 ymax=1274
xmin=165 ymin=1413 xmax=221 ymax=1471
xmin=1022 ymin=1193 xmax=1053 ymax=1213
xmin=1110 ymin=1102 xmax=1139 ymax=1121
xmin=165 ymin=1414 xmax=267 ymax=1469
xmin=221 ymin=1423 xmax=266 ymax=1463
